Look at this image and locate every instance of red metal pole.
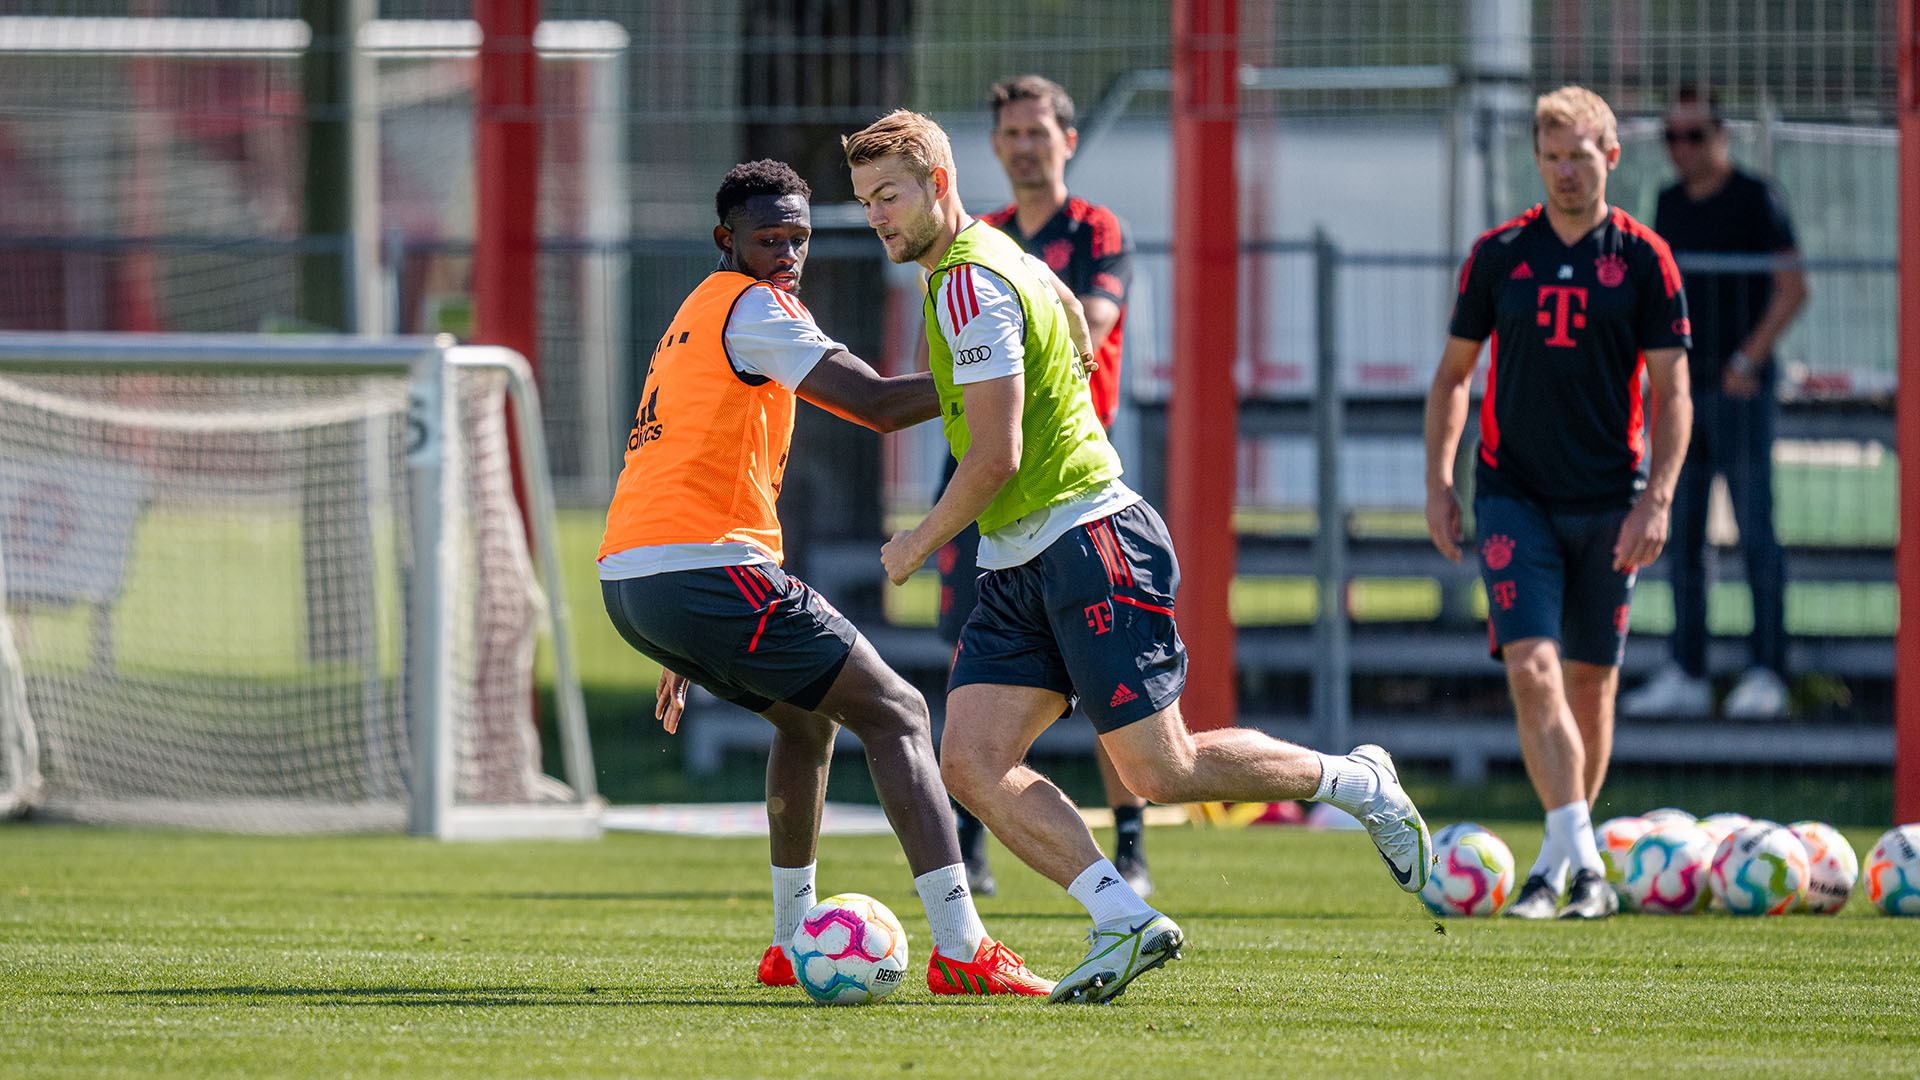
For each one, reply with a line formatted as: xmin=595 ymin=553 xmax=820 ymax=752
xmin=475 ymin=0 xmax=541 ymax=397
xmin=1896 ymin=0 xmax=1920 ymax=824
xmin=475 ymin=0 xmax=542 ymax=727
xmin=1170 ymin=0 xmax=1238 ymax=731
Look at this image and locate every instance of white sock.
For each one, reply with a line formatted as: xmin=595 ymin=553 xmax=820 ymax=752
xmin=1528 ymin=827 xmax=1570 ymax=894
xmin=1312 ymin=752 xmax=1378 ymax=816
xmin=914 ymin=864 xmax=988 ymax=960
xmin=771 ymin=863 xmax=817 ymax=958
xmin=1548 ymin=800 xmax=1604 ymax=876
xmin=1067 ymin=858 xmax=1156 ymax=929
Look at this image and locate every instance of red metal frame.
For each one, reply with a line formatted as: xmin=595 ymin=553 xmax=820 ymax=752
xmin=1170 ymin=0 xmax=1239 ymax=730
xmin=475 ymin=0 xmax=542 ymax=724
xmin=1896 ymin=0 xmax=1919 ymax=823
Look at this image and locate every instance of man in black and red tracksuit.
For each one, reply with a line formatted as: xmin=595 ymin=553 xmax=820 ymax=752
xmin=1425 ymin=86 xmax=1693 ymax=920
xmin=935 ymin=74 xmax=1147 ymax=899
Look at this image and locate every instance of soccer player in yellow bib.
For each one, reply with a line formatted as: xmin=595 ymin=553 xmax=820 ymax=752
xmin=845 ymin=111 xmax=1436 ymax=1004
xmin=601 ymin=160 xmax=1053 ymax=997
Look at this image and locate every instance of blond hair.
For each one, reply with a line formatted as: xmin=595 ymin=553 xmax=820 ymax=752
xmin=842 ymin=109 xmax=957 ymax=182
xmin=1533 ymin=85 xmax=1619 ymax=152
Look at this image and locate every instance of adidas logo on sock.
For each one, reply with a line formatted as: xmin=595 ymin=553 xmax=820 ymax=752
xmin=1093 ymin=875 xmax=1120 ymax=893
xmin=1110 ymin=684 xmax=1139 ymax=707
xmin=794 ymin=884 xmax=814 ymax=898
xmin=945 ymin=885 xmax=967 ymax=902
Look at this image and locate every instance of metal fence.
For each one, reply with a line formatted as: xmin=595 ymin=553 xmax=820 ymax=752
xmin=0 ymin=0 xmax=1902 ymax=819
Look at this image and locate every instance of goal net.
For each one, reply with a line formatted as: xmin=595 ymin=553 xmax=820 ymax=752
xmin=0 ymin=334 xmax=598 ymax=838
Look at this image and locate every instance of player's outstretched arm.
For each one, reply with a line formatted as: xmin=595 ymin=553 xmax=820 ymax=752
xmin=796 ymin=349 xmax=940 ymax=433
xmin=1422 ymin=336 xmax=1482 ymax=562
xmin=880 ymin=373 xmax=1023 ymax=585
xmin=1613 ymin=346 xmax=1692 ymax=571
xmin=1033 ymin=261 xmax=1095 ymax=360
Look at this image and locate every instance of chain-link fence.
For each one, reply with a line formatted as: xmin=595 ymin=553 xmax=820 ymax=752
xmin=0 ymin=0 xmax=1902 ymax=819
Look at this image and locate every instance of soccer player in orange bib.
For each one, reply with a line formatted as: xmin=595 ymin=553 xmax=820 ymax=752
xmin=599 ymin=160 xmax=1051 ymax=996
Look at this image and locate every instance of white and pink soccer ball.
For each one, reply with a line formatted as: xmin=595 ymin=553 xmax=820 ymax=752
xmin=1420 ymin=822 xmax=1516 ymax=917
xmin=1708 ymin=821 xmax=1809 ymax=916
xmin=1622 ymin=822 xmax=1716 ymax=914
xmin=1642 ymin=807 xmax=1696 ymax=830
xmin=790 ymin=893 xmax=909 ymax=1004
xmin=1593 ymin=816 xmax=1653 ymax=908
xmin=1864 ymin=824 xmax=1920 ymax=917
xmin=1698 ymin=812 xmax=1752 ymax=849
xmin=1788 ymin=820 xmax=1859 ymax=914
xmin=1699 ymin=814 xmax=1755 ymax=911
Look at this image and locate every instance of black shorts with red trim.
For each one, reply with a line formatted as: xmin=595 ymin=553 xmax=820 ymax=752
xmin=1474 ymin=492 xmax=1637 ymax=667
xmin=949 ymin=500 xmax=1187 ymax=733
xmin=602 ymin=563 xmax=856 ymax=713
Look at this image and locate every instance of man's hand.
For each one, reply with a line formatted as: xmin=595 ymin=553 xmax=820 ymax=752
xmin=881 ymin=529 xmax=926 ymax=586
xmin=1613 ymin=499 xmax=1670 ymax=572
xmin=655 ymin=668 xmax=690 ymax=735
xmin=1721 ymin=364 xmax=1760 ymax=399
xmin=1425 ymin=485 xmax=1464 ymax=562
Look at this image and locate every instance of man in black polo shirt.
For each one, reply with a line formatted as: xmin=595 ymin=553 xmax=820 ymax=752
xmin=1620 ymin=86 xmax=1808 ymax=722
xmin=1425 ymin=86 xmax=1693 ymax=919
xmin=934 ymin=74 xmax=1150 ymax=899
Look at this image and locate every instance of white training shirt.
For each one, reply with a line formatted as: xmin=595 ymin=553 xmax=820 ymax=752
xmin=931 ymin=251 xmax=1134 ymax=569
xmin=931 ymin=255 xmax=1058 ymax=388
xmin=597 ymin=281 xmax=844 ymax=581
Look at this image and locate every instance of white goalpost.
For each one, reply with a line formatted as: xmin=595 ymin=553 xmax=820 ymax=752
xmin=0 ymin=333 xmax=599 ymax=839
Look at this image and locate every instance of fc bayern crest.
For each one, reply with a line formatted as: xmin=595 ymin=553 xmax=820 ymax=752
xmin=1044 ymin=238 xmax=1072 ymax=271
xmin=1595 ymin=254 xmax=1627 ymax=288
xmin=1482 ymin=533 xmax=1514 ymax=570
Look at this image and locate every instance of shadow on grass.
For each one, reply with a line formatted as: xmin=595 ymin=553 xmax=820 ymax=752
xmin=983 ymin=910 xmax=1411 ymax=922
xmin=98 ymin=986 xmax=951 ymax=1008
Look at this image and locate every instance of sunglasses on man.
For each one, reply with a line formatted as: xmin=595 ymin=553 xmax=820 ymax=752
xmin=1662 ymin=127 xmax=1712 ymax=145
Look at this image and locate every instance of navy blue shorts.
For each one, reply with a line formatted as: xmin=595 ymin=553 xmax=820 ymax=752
xmin=1474 ymin=493 xmax=1636 ymax=667
xmin=602 ymin=564 xmax=856 ymax=713
xmin=949 ymin=501 xmax=1187 ymax=733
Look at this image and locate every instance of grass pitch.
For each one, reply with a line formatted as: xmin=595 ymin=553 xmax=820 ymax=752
xmin=3 ymin=823 xmax=1915 ymax=1079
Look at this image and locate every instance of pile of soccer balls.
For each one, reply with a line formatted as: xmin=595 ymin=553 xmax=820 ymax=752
xmin=1419 ymin=815 xmax=1920 ymax=918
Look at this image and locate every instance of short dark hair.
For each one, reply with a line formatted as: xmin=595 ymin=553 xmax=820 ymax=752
xmin=1672 ymin=82 xmax=1726 ymax=128
xmin=990 ymin=74 xmax=1075 ymax=130
xmin=715 ymin=159 xmax=811 ymax=226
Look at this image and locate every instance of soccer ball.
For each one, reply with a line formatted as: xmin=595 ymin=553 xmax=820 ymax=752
xmin=1622 ymin=822 xmax=1716 ymax=914
xmin=1420 ymin=822 xmax=1516 ymax=917
xmin=1863 ymin=824 xmax=1920 ymax=917
xmin=1788 ymin=820 xmax=1858 ymax=914
xmin=1698 ymin=814 xmax=1755 ymax=911
xmin=790 ymin=893 xmax=910 ymax=1004
xmin=1642 ymin=806 xmax=1696 ymax=829
xmin=1593 ymin=816 xmax=1651 ymax=886
xmin=1708 ymin=821 xmax=1809 ymax=916
xmin=1698 ymin=812 xmax=1752 ymax=848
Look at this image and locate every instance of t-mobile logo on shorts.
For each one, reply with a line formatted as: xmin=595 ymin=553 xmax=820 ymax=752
xmin=1491 ymin=581 xmax=1517 ymax=610
xmin=1084 ymin=600 xmax=1113 ymax=635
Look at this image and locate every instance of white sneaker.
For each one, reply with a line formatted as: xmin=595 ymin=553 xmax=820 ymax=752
xmin=1618 ymin=662 xmax=1711 ymax=718
xmin=1047 ymin=913 xmax=1184 ymax=1004
xmin=1347 ymin=745 xmax=1434 ymax=893
xmin=1723 ymin=667 xmax=1789 ymax=720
